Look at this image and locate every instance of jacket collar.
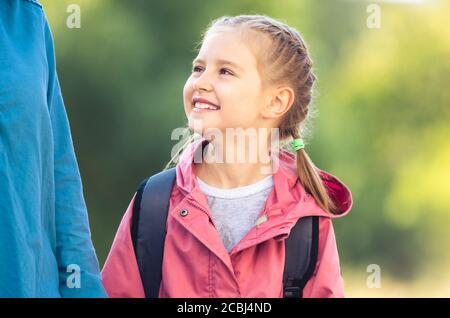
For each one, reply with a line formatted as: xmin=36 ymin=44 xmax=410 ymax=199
xmin=175 ymin=137 xmax=352 ymax=220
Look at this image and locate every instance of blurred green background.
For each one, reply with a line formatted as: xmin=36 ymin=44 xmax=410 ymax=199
xmin=41 ymin=0 xmax=450 ymax=297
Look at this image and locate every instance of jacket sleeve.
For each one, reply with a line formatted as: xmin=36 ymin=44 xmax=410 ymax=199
xmin=45 ymin=17 xmax=106 ymax=297
xmin=101 ymin=194 xmax=146 ymax=297
xmin=302 ymin=217 xmax=345 ymax=298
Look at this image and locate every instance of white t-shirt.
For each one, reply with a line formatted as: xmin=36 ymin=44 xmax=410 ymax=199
xmin=196 ymin=175 xmax=274 ymax=253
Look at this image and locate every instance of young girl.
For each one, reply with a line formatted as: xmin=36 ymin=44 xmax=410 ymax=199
xmin=102 ymin=14 xmax=352 ymax=298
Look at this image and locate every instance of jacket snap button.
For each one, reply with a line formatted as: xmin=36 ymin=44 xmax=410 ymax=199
xmin=180 ymin=209 xmax=189 ymax=217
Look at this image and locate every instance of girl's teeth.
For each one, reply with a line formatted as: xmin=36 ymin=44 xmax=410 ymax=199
xmin=194 ymin=102 xmax=218 ymax=110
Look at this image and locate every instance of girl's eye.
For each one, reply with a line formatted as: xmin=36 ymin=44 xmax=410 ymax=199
xmin=219 ymin=68 xmax=233 ymax=76
xmin=191 ymin=66 xmax=233 ymax=76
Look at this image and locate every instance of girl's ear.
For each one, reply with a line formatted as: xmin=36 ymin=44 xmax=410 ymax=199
xmin=261 ymin=85 xmax=295 ymax=119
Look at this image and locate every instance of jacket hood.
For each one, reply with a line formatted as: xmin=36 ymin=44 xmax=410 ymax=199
xmin=175 ymin=137 xmax=353 ymax=220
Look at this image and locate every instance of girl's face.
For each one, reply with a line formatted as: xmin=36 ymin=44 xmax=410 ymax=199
xmin=183 ymin=28 xmax=271 ymax=134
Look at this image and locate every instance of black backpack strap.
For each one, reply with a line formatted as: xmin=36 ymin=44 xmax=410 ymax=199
xmin=283 ymin=216 xmax=319 ymax=298
xmin=130 ymin=168 xmax=177 ymax=298
xmin=131 ymin=178 xmax=148 ymax=254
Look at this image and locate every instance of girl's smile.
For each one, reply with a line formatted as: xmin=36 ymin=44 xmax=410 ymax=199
xmin=192 ymin=97 xmax=221 ymax=112
xmin=192 ymin=104 xmax=220 ymax=112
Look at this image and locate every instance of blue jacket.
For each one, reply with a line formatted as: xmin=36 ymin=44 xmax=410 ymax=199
xmin=0 ymin=0 xmax=106 ymax=297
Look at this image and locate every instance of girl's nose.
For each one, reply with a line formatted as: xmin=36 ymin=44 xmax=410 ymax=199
xmin=193 ymin=73 xmax=213 ymax=92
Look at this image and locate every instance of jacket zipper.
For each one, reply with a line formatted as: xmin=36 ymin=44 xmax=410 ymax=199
xmin=186 ymin=196 xmax=220 ymax=230
xmin=186 ymin=196 xmax=224 ymax=297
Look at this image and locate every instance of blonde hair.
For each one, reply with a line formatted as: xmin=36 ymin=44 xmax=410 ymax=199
xmin=167 ymin=14 xmax=339 ymax=215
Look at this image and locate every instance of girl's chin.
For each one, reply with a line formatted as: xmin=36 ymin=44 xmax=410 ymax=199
xmin=188 ymin=112 xmax=218 ymax=122
xmin=188 ymin=118 xmax=224 ymax=134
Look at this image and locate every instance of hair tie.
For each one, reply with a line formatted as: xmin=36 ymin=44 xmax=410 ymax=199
xmin=290 ymin=138 xmax=305 ymax=151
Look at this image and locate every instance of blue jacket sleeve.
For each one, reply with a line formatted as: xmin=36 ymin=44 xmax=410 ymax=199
xmin=44 ymin=16 xmax=107 ymax=297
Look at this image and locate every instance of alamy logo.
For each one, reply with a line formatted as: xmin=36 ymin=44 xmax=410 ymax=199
xmin=170 ymin=121 xmax=283 ymax=175
xmin=66 ymin=264 xmax=81 ymax=289
xmin=67 ymin=4 xmax=81 ymax=29
xmin=366 ymin=4 xmax=381 ymax=29
xmin=366 ymin=264 xmax=382 ymax=288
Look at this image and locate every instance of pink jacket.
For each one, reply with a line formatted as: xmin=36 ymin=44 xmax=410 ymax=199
xmin=102 ymin=138 xmax=353 ymax=298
